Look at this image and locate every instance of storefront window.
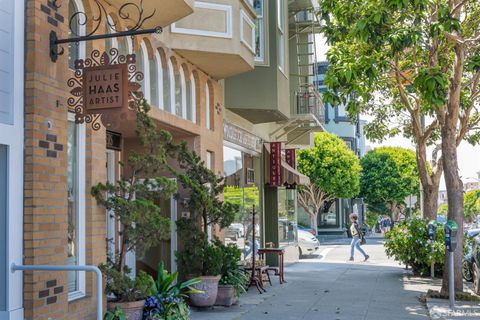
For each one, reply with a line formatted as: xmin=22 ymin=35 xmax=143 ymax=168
xmin=223 ymin=145 xmax=261 ymax=261
xmin=67 ymin=116 xmax=85 ymax=299
xmin=278 ymin=188 xmax=297 ymax=247
xmin=319 ymin=199 xmax=339 ymax=228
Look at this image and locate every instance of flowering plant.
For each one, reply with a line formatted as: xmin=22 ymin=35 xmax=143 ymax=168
xmin=143 ymin=262 xmax=201 ymax=320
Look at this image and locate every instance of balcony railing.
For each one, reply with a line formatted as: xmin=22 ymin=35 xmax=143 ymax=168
xmin=295 ymin=89 xmax=325 ymax=123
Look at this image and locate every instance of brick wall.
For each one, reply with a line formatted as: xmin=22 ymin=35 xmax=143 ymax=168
xmin=24 ymin=0 xmax=225 ymax=319
xmin=24 ymin=0 xmax=107 ymax=319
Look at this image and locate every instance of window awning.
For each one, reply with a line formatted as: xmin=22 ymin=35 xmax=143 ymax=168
xmin=264 ymin=143 xmax=310 ymax=187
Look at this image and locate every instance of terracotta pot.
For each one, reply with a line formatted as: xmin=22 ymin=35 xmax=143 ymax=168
xmin=215 ymin=285 xmax=235 ymax=307
xmin=189 ymin=275 xmax=220 ymax=307
xmin=108 ymin=300 xmax=145 ymax=320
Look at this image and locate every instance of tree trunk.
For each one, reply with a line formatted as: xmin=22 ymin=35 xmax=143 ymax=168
xmin=416 ymin=141 xmax=442 ymax=220
xmin=310 ymin=212 xmax=318 ymax=236
xmin=440 ymin=122 xmax=464 ymax=293
xmin=423 ymin=181 xmax=440 ymax=220
xmin=440 ymin=40 xmax=465 ymax=294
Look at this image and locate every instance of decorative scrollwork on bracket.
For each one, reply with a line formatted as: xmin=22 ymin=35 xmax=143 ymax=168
xmin=68 ymin=48 xmax=144 ymax=131
xmin=69 ymin=0 xmax=156 ymax=38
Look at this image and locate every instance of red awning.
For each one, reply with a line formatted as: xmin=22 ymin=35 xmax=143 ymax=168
xmin=264 ymin=143 xmax=310 ymax=187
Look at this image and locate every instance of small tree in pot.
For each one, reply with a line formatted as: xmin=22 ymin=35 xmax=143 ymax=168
xmin=168 ymin=142 xmax=238 ymax=307
xmin=215 ymin=240 xmax=248 ymax=307
xmin=92 ymin=102 xmax=177 ymax=319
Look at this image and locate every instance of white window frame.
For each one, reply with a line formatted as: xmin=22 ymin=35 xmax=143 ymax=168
xmin=168 ymin=59 xmax=176 ymax=114
xmin=68 ymin=0 xmax=86 ymax=71
xmin=139 ymin=42 xmax=151 ymax=103
xmin=105 ymin=15 xmax=118 ymax=52
xmin=67 ymin=112 xmax=86 ymax=302
xmin=190 ymin=73 xmax=196 ymax=123
xmin=205 ymin=83 xmax=211 ymax=130
xmin=179 ymin=67 xmax=187 ymax=119
xmin=171 ymin=2 xmax=233 ymax=39
xmin=240 ymin=9 xmax=256 ymax=54
xmin=254 ymin=0 xmax=267 ymax=65
xmin=154 ymin=50 xmax=164 ymax=110
xmin=277 ymin=0 xmax=286 ymax=75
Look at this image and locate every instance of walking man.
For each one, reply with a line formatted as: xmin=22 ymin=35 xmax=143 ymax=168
xmin=349 ymin=213 xmax=369 ymax=262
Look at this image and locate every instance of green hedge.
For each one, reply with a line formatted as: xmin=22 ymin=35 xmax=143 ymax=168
xmin=384 ymin=217 xmax=445 ymax=276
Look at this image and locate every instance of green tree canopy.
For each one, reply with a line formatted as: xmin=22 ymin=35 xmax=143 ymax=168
xmin=297 ymin=132 xmax=361 ymax=234
xmin=319 ymin=0 xmax=480 ymax=291
xmin=463 ymin=190 xmax=480 ymax=222
xmin=360 ymin=147 xmax=419 ymax=219
xmin=298 ymin=132 xmax=361 ymax=198
xmin=436 ymin=191 xmax=480 ymax=222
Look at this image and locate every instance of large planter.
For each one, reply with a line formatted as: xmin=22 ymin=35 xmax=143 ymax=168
xmin=215 ymin=285 xmax=235 ymax=307
xmin=189 ymin=275 xmax=220 ymax=307
xmin=108 ymin=300 xmax=145 ymax=320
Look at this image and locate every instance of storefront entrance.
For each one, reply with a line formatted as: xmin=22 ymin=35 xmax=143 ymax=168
xmin=223 ymin=144 xmax=262 ymax=262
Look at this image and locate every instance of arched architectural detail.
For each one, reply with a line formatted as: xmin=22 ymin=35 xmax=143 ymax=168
xmin=136 ymin=41 xmax=151 ymax=103
xmin=169 ymin=57 xmax=179 ymax=116
xmin=192 ymin=70 xmax=201 ymax=124
xmin=68 ymin=0 xmax=86 ymax=69
xmin=205 ymin=80 xmax=214 ymax=130
xmin=153 ymin=49 xmax=164 ymax=109
xmin=157 ymin=48 xmax=171 ymax=112
xmin=182 ymin=63 xmax=195 ymax=123
xmin=179 ymin=65 xmax=187 ymax=119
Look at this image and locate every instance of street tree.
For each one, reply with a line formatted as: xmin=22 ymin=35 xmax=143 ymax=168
xmin=319 ymin=0 xmax=480 ymax=293
xmin=297 ymin=132 xmax=361 ymax=234
xmin=360 ymin=147 xmax=419 ymax=221
xmin=442 ymin=190 xmax=480 ymax=222
xmin=463 ymin=190 xmax=480 ymax=222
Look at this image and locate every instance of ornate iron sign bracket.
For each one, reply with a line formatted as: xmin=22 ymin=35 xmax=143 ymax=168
xmin=50 ymin=0 xmax=162 ymax=62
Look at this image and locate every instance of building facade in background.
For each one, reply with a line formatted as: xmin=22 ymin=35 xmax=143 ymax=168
xmin=224 ymin=0 xmax=324 ymax=263
xmin=311 ymin=61 xmax=367 ymax=237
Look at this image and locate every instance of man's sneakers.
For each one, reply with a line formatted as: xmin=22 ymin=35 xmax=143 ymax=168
xmin=348 ymin=257 xmax=354 ymax=262
xmin=364 ymin=255 xmax=370 ymax=262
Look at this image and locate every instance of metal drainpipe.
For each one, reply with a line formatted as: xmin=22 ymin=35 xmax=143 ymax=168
xmin=11 ymin=264 xmax=103 ymax=320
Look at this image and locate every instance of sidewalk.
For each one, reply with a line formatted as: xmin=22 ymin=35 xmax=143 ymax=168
xmin=191 ymin=239 xmax=431 ymax=320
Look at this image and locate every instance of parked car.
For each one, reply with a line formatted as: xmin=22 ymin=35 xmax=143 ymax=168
xmin=471 ymin=234 xmax=480 ymax=294
xmin=297 ymin=225 xmax=316 ymax=236
xmin=463 ymin=229 xmax=480 ymax=282
xmin=226 ymin=225 xmax=242 ymax=240
xmin=229 ymin=223 xmax=245 ymax=238
xmin=298 ymin=229 xmax=320 ymax=257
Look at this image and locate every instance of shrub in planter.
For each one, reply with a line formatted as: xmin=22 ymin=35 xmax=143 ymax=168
xmin=104 ymin=307 xmax=128 ymax=320
xmin=168 ymin=141 xmax=238 ymax=307
xmin=215 ymin=240 xmax=248 ymax=306
xmin=384 ymin=217 xmax=445 ymax=276
xmin=143 ymin=261 xmax=201 ymax=320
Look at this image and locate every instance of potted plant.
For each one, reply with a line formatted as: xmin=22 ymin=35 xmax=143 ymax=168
xmin=215 ymin=240 xmax=248 ymax=307
xmin=92 ymin=102 xmax=177 ymax=319
xmin=168 ymin=142 xmax=238 ymax=307
xmin=143 ymin=261 xmax=201 ymax=319
xmin=104 ymin=307 xmax=128 ymax=320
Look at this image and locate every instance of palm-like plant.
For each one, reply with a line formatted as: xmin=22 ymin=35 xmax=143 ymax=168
xmin=143 ymin=262 xmax=201 ymax=320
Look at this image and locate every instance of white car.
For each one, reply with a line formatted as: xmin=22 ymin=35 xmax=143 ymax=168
xmin=298 ymin=229 xmax=320 ymax=256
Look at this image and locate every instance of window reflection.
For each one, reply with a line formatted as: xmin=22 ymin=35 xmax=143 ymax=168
xmin=223 ymin=146 xmax=261 ymax=262
xmin=278 ymin=188 xmax=297 ymax=247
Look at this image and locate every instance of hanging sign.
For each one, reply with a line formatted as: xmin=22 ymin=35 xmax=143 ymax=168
xmin=270 ymin=142 xmax=282 ymax=187
xmin=285 ymin=149 xmax=296 ymax=169
xmin=68 ymin=49 xmax=144 ymax=131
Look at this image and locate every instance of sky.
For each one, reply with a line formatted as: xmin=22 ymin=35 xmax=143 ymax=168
xmin=315 ymin=35 xmax=480 ymax=190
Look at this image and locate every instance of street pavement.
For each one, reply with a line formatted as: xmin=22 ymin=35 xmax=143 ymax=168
xmin=191 ymin=238 xmax=433 ymax=320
